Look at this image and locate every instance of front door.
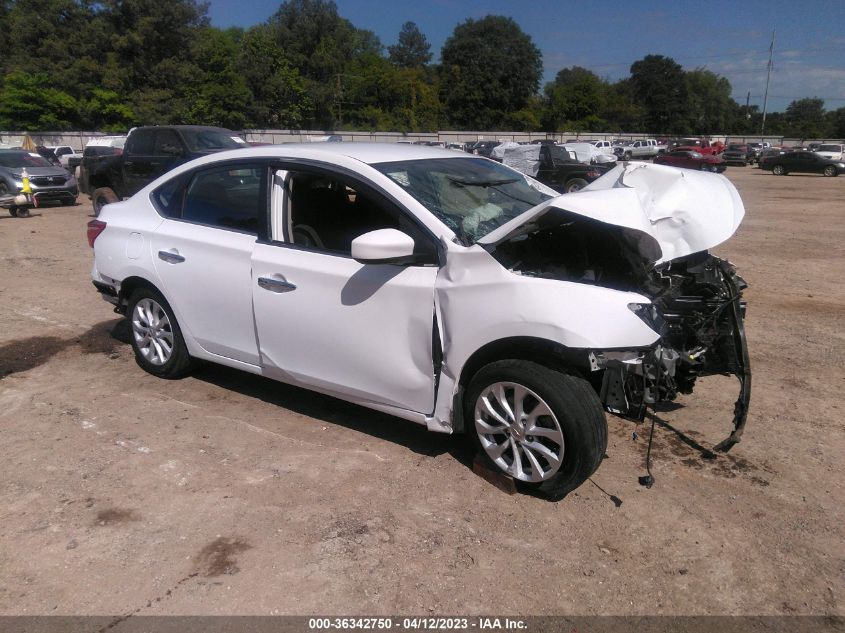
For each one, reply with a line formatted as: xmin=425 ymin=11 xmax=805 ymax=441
xmin=251 ymin=168 xmax=440 ymax=413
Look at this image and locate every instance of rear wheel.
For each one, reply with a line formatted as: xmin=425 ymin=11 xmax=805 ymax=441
xmin=127 ymin=287 xmax=194 ymax=378
xmin=823 ymin=165 xmax=838 ymax=177
xmin=565 ymin=177 xmax=589 ymax=193
xmin=92 ymin=187 xmax=118 ymax=217
xmin=9 ymin=206 xmax=18 ymax=217
xmin=466 ymin=360 xmax=607 ymax=499
xmin=772 ymin=164 xmax=786 ymax=176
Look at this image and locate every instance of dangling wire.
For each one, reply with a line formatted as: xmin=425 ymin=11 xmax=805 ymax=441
xmin=639 ymin=347 xmax=663 ymax=488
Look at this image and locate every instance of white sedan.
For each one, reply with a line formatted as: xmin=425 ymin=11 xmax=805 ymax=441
xmin=88 ymin=144 xmax=751 ymax=498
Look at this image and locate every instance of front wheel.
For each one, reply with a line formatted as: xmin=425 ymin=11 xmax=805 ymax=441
xmin=565 ymin=177 xmax=589 ymax=193
xmin=466 ymin=360 xmax=608 ymax=499
xmin=772 ymin=164 xmax=786 ymax=176
xmin=127 ymin=287 xmax=195 ymax=378
xmin=823 ymin=165 xmax=838 ymax=177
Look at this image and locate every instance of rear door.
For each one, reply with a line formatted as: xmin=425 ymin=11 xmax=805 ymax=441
xmin=149 ymin=161 xmax=267 ymax=365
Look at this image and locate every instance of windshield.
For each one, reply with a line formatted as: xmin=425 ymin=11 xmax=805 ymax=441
xmin=374 ymin=157 xmax=552 ymax=244
xmin=818 ymin=145 xmax=842 ymax=152
xmin=180 ymin=129 xmax=244 ymax=152
xmin=0 ymin=152 xmax=52 ymax=168
xmin=727 ymin=145 xmax=745 ymax=150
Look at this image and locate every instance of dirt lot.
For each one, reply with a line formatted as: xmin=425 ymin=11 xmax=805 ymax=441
xmin=0 ymin=167 xmax=843 ymax=618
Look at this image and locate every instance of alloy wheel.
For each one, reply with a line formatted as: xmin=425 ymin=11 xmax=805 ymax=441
xmin=131 ymin=298 xmax=174 ymax=366
xmin=474 ymin=381 xmax=565 ymax=482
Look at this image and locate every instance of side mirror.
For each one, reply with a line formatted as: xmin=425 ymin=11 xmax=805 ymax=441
xmin=351 ymin=229 xmax=416 ymax=265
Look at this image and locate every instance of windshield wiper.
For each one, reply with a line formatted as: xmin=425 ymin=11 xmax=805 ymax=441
xmin=447 ymin=177 xmax=518 ymax=188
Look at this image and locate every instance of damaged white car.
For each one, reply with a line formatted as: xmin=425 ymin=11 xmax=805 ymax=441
xmin=88 ymin=144 xmax=750 ymax=498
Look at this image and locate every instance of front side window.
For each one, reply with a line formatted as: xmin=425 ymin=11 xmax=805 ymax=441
xmin=174 ymin=164 xmax=265 ymax=233
xmin=374 ymin=157 xmax=551 ymax=244
xmin=285 ymin=171 xmax=436 ymax=261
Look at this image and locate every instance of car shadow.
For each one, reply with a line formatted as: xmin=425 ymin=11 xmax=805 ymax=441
xmin=189 ymin=355 xmax=473 ymax=466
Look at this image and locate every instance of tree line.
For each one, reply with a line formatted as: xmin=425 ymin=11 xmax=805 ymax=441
xmin=1 ymin=0 xmax=843 ymax=138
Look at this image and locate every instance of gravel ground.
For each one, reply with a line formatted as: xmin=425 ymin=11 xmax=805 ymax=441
xmin=0 ymin=166 xmax=843 ymax=618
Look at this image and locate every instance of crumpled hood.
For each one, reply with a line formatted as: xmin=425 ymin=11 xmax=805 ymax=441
xmin=478 ymin=162 xmax=745 ymax=264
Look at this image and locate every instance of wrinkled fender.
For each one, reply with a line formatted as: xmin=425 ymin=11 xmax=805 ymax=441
xmin=426 ymin=246 xmax=658 ymax=433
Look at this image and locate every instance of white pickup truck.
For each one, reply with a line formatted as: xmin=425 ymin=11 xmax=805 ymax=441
xmin=617 ymin=139 xmax=667 ymax=160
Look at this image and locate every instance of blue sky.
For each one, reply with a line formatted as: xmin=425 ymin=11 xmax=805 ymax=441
xmin=207 ymin=0 xmax=845 ymax=113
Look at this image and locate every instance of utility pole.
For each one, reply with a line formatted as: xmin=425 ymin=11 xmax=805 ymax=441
xmin=761 ymin=29 xmax=775 ymax=138
xmin=746 ymin=91 xmax=751 ymax=134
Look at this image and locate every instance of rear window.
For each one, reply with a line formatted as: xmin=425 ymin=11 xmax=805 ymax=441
xmin=818 ymin=145 xmax=842 ymax=152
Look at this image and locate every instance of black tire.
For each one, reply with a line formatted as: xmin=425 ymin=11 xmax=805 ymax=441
xmin=465 ymin=360 xmax=608 ymax=500
xmin=92 ymin=187 xmax=119 ymax=217
xmin=772 ymin=164 xmax=786 ymax=176
xmin=823 ymin=165 xmax=838 ymax=177
xmin=16 ymin=207 xmax=30 ymax=217
xmin=565 ymin=177 xmax=589 ymax=193
xmin=9 ymin=206 xmax=19 ymax=217
xmin=126 ymin=287 xmax=195 ymax=378
xmin=624 ymin=151 xmax=632 ymax=160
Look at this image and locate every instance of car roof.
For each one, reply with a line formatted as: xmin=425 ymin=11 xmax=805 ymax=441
xmin=194 ymin=142 xmax=473 ymax=165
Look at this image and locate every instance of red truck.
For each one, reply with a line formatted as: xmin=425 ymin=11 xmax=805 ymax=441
xmin=668 ymin=138 xmax=725 ymax=155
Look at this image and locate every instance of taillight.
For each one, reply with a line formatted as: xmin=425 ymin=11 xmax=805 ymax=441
xmin=113 ymin=148 xmax=123 ymax=156
xmin=87 ymin=220 xmax=107 ymax=248
xmin=587 ymin=171 xmax=600 ymax=178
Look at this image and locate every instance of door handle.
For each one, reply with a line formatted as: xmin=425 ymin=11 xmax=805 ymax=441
xmin=158 ymin=250 xmax=185 ymax=264
xmin=258 ymin=276 xmax=296 ymax=293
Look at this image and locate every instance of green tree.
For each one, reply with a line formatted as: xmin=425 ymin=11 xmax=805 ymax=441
xmin=182 ymin=27 xmax=252 ymax=129
xmin=600 ymin=78 xmax=643 ymax=132
xmin=268 ymin=0 xmax=383 ymax=126
xmin=784 ymin=98 xmax=827 ymax=139
xmin=542 ymin=66 xmax=607 ymax=132
xmin=629 ymin=54 xmax=688 ymax=134
xmin=827 ymin=106 xmax=845 ymax=138
xmin=388 ymin=21 xmax=432 ymax=68
xmin=440 ymin=16 xmax=542 ymax=130
xmin=341 ymin=54 xmax=440 ymax=131
xmin=685 ymin=68 xmax=738 ymax=134
xmin=237 ymin=25 xmax=311 ymax=128
xmin=79 ymin=88 xmax=134 ymax=131
xmin=0 ymin=71 xmax=78 ymax=130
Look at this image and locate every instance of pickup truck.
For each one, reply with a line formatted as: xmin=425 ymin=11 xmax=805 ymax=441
xmin=615 ymin=139 xmax=667 ymax=160
xmin=502 ymin=144 xmax=608 ymax=193
xmin=80 ymin=125 xmax=247 ymax=215
xmin=47 ymin=145 xmax=81 ymax=168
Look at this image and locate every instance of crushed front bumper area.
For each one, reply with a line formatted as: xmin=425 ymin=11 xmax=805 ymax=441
xmin=595 ymin=259 xmax=751 ymax=452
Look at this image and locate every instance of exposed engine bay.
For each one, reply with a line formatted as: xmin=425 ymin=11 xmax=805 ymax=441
xmin=488 ymin=209 xmax=751 ymax=451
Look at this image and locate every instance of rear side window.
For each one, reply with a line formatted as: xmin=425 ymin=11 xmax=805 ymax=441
xmin=181 ymin=165 xmax=265 ymax=233
xmin=151 ymin=175 xmax=187 ymax=218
